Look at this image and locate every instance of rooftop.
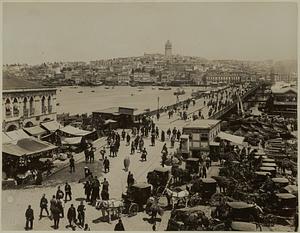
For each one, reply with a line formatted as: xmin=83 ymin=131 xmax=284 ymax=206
xmin=3 ymin=73 xmax=46 ymax=90
xmin=183 ymin=119 xmax=221 ymax=129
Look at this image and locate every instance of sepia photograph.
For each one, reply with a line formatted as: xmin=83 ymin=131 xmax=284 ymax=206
xmin=2 ymin=1 xmax=298 ymax=231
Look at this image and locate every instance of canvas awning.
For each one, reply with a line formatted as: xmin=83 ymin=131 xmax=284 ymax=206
xmin=2 ymin=137 xmax=57 ymax=157
xmin=6 ymin=129 xmax=30 ymax=141
xmin=61 ymin=137 xmax=82 ymax=145
xmin=2 ymin=132 xmax=13 ymax=144
xmin=217 ymin=131 xmax=244 ymax=145
xmin=23 ymin=126 xmax=47 ymax=136
xmin=59 ymin=125 xmax=94 ymax=137
xmin=41 ymin=121 xmax=63 ymax=132
xmin=104 ymin=119 xmax=117 ymax=125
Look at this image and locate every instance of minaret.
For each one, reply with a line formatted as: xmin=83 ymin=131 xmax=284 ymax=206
xmin=165 ymin=40 xmax=172 ymax=57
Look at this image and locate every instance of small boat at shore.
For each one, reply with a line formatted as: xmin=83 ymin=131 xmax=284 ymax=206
xmin=174 ymin=88 xmax=185 ymax=95
xmin=105 ymin=87 xmax=110 ymax=89
xmin=78 ymin=91 xmax=83 ymax=93
xmin=56 ymin=103 xmax=60 ymax=106
xmin=158 ymin=86 xmax=172 ymax=90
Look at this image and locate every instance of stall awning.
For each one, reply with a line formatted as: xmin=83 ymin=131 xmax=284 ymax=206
xmin=23 ymin=126 xmax=47 ymax=136
xmin=6 ymin=129 xmax=30 ymax=141
xmin=217 ymin=132 xmax=244 ymax=145
xmin=2 ymin=132 xmax=13 ymax=144
xmin=59 ymin=125 xmax=94 ymax=137
xmin=61 ymin=137 xmax=82 ymax=145
xmin=41 ymin=121 xmax=63 ymax=132
xmin=2 ymin=137 xmax=57 ymax=157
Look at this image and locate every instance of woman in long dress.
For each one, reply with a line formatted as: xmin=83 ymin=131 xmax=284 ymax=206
xmin=124 ymin=156 xmax=130 ymax=172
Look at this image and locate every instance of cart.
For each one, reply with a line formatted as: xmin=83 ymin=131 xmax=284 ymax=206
xmin=147 ymin=167 xmax=171 ymax=195
xmin=272 ymin=177 xmax=289 ymax=190
xmin=122 ymin=182 xmax=152 ymax=216
xmin=226 ymin=201 xmax=259 ymax=222
xmin=185 ymin=158 xmax=200 ymax=174
xmin=274 ymin=193 xmax=297 ymax=217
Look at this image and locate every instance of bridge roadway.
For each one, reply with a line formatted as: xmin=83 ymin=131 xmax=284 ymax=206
xmin=209 ymin=85 xmax=260 ymax=120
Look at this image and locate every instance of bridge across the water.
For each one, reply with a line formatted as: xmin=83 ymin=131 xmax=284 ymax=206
xmin=209 ymin=85 xmax=261 ymax=120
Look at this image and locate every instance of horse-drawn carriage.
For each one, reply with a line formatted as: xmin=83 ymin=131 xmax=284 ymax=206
xmin=274 ymin=193 xmax=297 ymax=217
xmin=96 ymin=182 xmax=154 ymax=221
xmin=122 ymin=182 xmax=153 ymax=215
xmin=226 ymin=201 xmax=260 ymax=223
xmin=191 ymin=178 xmax=217 ymax=200
xmin=185 ymin=158 xmax=200 ymax=174
xmin=147 ymin=167 xmax=171 ymax=195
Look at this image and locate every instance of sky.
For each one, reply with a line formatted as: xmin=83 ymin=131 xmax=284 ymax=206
xmin=3 ymin=2 xmax=298 ymax=65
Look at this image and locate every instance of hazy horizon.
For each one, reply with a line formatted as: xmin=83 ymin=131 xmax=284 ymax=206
xmin=3 ymin=2 xmax=298 ymax=65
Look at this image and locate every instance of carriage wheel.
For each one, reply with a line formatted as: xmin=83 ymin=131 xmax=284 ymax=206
xmin=128 ymin=203 xmax=139 ymax=216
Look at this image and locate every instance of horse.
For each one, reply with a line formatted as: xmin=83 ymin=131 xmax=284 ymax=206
xmin=95 ymin=199 xmax=124 ymax=223
xmin=164 ymin=188 xmax=189 ymax=209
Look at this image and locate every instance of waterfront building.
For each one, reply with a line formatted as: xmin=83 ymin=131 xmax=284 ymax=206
xmin=182 ymin=119 xmax=221 ymax=157
xmin=270 ymin=85 xmax=297 ymax=118
xmin=2 ymin=75 xmax=57 ymax=132
xmin=165 ymin=40 xmax=172 ymax=57
xmin=205 ymin=71 xmax=242 ymax=84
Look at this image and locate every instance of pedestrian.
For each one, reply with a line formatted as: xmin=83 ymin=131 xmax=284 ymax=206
xmin=102 ymin=178 xmax=109 ymax=192
xmin=89 ymin=147 xmax=95 ymax=163
xmin=176 ymin=130 xmax=181 ymax=141
xmin=25 ymin=205 xmax=34 ymax=230
xmin=103 ymin=157 xmax=110 ymax=173
xmin=162 ymin=150 xmax=167 ymax=168
xmin=67 ymin=204 xmax=76 ymax=227
xmin=100 ymin=147 xmax=106 ymax=160
xmin=84 ymin=181 xmax=92 ymax=202
xmin=141 ymin=148 xmax=147 ymax=161
xmin=101 ymin=189 xmax=109 ymax=200
xmin=52 ymin=205 xmax=60 ymax=229
xmin=122 ymin=129 xmax=126 ymax=141
xmin=130 ymin=141 xmax=135 ymax=154
xmin=127 ymin=172 xmax=134 ymax=187
xmin=69 ymin=155 xmax=75 ymax=173
xmin=126 ymin=134 xmax=131 ymax=146
xmin=139 ymin=139 xmax=144 ymax=152
xmin=50 ymin=195 xmax=57 ymax=220
xmin=77 ymin=201 xmax=86 ymax=228
xmin=171 ymin=135 xmax=175 ymax=148
xmin=151 ymin=132 xmax=155 ymax=146
xmin=167 ymin=128 xmax=171 ymax=139
xmin=114 ymin=219 xmax=125 ymax=231
xmin=202 ymin=164 xmax=207 ymax=178
xmin=39 ymin=194 xmax=49 ymax=219
xmin=84 ymin=148 xmax=90 ymax=163
xmin=57 ymin=198 xmax=64 ymax=218
xmin=84 ymin=223 xmax=91 ymax=231
xmin=56 ymin=186 xmax=64 ymax=200
xmin=64 ymin=182 xmax=72 ymax=202
xmin=161 ymin=130 xmax=165 ymax=142
xmin=124 ymin=155 xmax=130 ymax=172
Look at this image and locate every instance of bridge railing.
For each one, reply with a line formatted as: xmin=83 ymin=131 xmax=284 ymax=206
xmin=209 ymin=85 xmax=259 ymax=119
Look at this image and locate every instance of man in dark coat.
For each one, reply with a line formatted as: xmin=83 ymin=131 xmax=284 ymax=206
xmin=25 ymin=205 xmax=34 ymax=230
xmin=77 ymin=201 xmax=86 ymax=228
xmin=84 ymin=181 xmax=91 ymax=202
xmin=65 ymin=182 xmax=72 ymax=202
xmin=114 ymin=219 xmax=125 ymax=231
xmin=39 ymin=194 xmax=49 ymax=219
xmin=69 ymin=155 xmax=75 ymax=173
xmin=52 ymin=205 xmax=60 ymax=229
xmin=56 ymin=186 xmax=64 ymax=200
xmin=67 ymin=204 xmax=76 ymax=227
xmin=102 ymin=178 xmax=109 ymax=192
xmin=103 ymin=157 xmax=110 ymax=173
